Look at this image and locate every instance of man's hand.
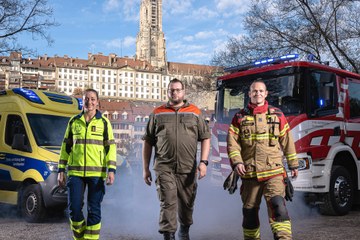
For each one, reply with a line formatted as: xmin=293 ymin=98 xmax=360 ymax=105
xmin=234 ymin=163 xmax=246 ymax=176
xmin=197 ymin=162 xmax=207 ymax=180
xmin=291 ymin=169 xmax=298 ymax=178
xmin=57 ymin=172 xmax=66 ymax=188
xmin=143 ymin=168 xmax=152 ymax=186
xmin=106 ymin=172 xmax=115 ymax=185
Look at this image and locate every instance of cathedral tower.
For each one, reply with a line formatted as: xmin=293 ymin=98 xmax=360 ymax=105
xmin=136 ymin=0 xmax=167 ymax=69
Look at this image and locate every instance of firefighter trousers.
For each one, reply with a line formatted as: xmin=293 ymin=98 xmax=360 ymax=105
xmin=155 ymin=170 xmax=197 ymax=234
xmin=240 ymin=175 xmax=292 ymax=240
xmin=67 ymin=176 xmax=105 ymax=240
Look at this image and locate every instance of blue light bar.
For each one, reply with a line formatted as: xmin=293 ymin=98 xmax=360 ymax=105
xmin=12 ymin=88 xmax=44 ymax=104
xmin=76 ymin=98 xmax=83 ymax=110
xmin=224 ymin=53 xmax=299 ymax=73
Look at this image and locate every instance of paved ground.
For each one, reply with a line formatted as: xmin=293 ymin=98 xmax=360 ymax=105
xmin=1 ymin=171 xmax=360 ymax=239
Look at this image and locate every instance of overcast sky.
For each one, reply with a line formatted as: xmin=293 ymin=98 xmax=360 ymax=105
xmin=18 ymin=0 xmax=251 ymax=65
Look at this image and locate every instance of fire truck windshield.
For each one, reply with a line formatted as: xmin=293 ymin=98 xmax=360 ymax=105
xmin=216 ymin=70 xmax=304 ymax=123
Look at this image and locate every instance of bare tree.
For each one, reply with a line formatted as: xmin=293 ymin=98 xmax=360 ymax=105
xmin=0 ymin=0 xmax=58 ymax=55
xmin=72 ymin=87 xmax=84 ymax=96
xmin=212 ymin=0 xmax=360 ymax=73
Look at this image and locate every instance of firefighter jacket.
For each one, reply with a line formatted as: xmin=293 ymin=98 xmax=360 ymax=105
xmin=227 ymin=101 xmax=298 ymax=181
xmin=143 ymin=100 xmax=211 ymax=173
xmin=58 ymin=110 xmax=117 ymax=178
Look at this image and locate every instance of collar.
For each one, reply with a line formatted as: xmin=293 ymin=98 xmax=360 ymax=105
xmin=165 ymin=99 xmax=190 ymax=109
xmin=247 ymin=100 xmax=269 ymax=115
xmin=74 ymin=109 xmax=102 ymax=120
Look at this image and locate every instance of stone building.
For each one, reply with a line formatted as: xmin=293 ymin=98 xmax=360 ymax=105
xmin=136 ymin=0 xmax=166 ymax=69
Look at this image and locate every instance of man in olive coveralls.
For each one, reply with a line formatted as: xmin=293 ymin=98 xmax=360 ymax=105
xmin=142 ymin=78 xmax=211 ymax=240
xmin=227 ymin=80 xmax=299 ymax=240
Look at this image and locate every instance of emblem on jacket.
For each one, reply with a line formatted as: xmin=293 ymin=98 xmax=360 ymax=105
xmin=74 ymin=122 xmax=82 ymax=134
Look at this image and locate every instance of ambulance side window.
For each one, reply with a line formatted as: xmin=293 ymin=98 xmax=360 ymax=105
xmin=5 ymin=115 xmax=32 ymax=152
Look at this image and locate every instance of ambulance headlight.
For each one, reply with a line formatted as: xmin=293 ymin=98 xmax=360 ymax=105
xmin=46 ymin=162 xmax=59 ymax=172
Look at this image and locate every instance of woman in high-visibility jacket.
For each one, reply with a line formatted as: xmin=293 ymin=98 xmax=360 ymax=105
xmin=58 ymin=88 xmax=116 ymax=240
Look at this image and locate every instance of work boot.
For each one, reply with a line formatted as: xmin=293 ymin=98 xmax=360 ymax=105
xmin=178 ymin=225 xmax=190 ymax=240
xmin=163 ymin=232 xmax=175 ymax=240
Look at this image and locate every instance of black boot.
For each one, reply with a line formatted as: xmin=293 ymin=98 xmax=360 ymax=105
xmin=163 ymin=232 xmax=175 ymax=240
xmin=178 ymin=225 xmax=190 ymax=240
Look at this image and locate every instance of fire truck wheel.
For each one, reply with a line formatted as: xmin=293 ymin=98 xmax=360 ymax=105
xmin=320 ymin=166 xmax=354 ymax=216
xmin=21 ymin=184 xmax=46 ymax=223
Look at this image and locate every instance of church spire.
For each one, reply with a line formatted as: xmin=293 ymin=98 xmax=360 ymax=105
xmin=136 ymin=0 xmax=167 ymax=69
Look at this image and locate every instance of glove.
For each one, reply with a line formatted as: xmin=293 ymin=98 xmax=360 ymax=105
xmin=223 ymin=171 xmax=239 ymax=194
xmin=284 ymin=177 xmax=294 ymax=201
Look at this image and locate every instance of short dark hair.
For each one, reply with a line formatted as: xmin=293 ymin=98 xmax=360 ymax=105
xmin=168 ymin=78 xmax=184 ymax=90
xmin=84 ymin=88 xmax=99 ymax=99
xmin=250 ymin=79 xmax=267 ymax=91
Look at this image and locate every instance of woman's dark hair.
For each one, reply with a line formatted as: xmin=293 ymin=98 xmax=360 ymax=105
xmin=84 ymin=88 xmax=99 ymax=99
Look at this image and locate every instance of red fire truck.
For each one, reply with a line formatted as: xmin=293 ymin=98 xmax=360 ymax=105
xmin=211 ymin=54 xmax=360 ymax=215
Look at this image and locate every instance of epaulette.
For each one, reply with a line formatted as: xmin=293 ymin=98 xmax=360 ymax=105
xmin=268 ymin=105 xmax=283 ymax=117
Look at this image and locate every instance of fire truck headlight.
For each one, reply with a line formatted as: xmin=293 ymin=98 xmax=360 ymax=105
xmin=298 ymin=157 xmax=311 ymax=170
xmin=46 ymin=162 xmax=59 ymax=172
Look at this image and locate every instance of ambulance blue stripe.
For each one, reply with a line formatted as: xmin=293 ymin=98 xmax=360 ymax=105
xmin=0 ymin=152 xmax=50 ymax=180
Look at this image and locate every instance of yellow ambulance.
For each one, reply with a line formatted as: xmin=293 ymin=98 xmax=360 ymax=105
xmin=0 ymin=88 xmax=82 ymax=222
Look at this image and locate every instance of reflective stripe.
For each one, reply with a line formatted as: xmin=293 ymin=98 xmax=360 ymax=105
xmin=257 ymin=168 xmax=284 ymax=181
xmin=243 ymin=227 xmax=261 ymax=240
xmin=70 ymin=219 xmax=86 ymax=239
xmin=286 ymin=153 xmax=297 ymax=161
xmin=280 ymin=123 xmax=290 ymax=137
xmin=228 ymin=150 xmax=241 ymax=158
xmin=241 ymin=168 xmax=284 ymax=181
xmin=74 ymin=139 xmax=104 ymax=145
xmin=242 ymin=171 xmax=257 ymax=179
xmin=271 ymin=220 xmax=292 ymax=235
xmin=241 ymin=133 xmax=277 ymax=141
xmin=104 ymin=139 xmax=116 ymax=146
xmin=229 ymin=124 xmax=240 ymax=134
xmin=68 ymin=166 xmax=107 ymax=172
xmin=59 ymin=159 xmax=68 ymax=165
xmin=63 ymin=138 xmax=73 ymax=144
xmin=107 ymin=160 xmax=116 ymax=167
xmin=84 ymin=222 xmax=101 ymax=240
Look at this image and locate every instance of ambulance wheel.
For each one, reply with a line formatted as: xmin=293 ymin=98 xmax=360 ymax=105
xmin=319 ymin=166 xmax=354 ymax=216
xmin=21 ymin=184 xmax=46 ymax=223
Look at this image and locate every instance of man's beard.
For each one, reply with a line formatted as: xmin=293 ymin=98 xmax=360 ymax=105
xmin=169 ymin=97 xmax=183 ymax=105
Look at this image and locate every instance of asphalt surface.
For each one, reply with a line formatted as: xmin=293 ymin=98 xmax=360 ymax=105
xmin=1 ymin=171 xmax=360 ymax=240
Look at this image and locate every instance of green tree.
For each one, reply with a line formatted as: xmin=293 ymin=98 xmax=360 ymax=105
xmin=212 ymin=0 xmax=360 ymax=73
xmin=0 ymin=0 xmax=58 ymax=55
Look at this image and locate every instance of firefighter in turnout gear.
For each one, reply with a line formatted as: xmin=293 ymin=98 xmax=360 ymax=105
xmin=58 ymin=89 xmax=116 ymax=240
xmin=227 ymin=80 xmax=299 ymax=240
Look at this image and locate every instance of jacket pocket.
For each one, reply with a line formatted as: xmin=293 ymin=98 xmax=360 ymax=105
xmin=240 ymin=125 xmax=253 ymax=146
xmin=268 ymin=116 xmax=280 ymax=146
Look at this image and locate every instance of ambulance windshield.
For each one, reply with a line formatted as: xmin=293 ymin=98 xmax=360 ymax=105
xmin=27 ymin=114 xmax=70 ymax=147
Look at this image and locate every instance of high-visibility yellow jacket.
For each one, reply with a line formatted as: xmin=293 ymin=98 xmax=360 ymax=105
xmin=227 ymin=101 xmax=298 ymax=181
xmin=58 ymin=110 xmax=117 ymax=178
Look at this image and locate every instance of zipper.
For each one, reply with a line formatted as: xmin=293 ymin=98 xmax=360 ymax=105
xmin=175 ymin=108 xmax=179 ymax=172
xmin=84 ymin=121 xmax=88 ymax=177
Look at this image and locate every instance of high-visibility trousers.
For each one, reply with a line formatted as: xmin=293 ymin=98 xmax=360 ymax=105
xmin=240 ymin=175 xmax=292 ymax=240
xmin=67 ymin=176 xmax=105 ymax=240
